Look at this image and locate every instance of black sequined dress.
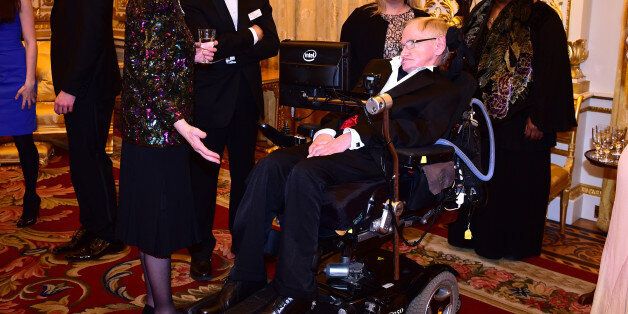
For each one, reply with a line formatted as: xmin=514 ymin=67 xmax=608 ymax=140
xmin=116 ymin=0 xmax=203 ymax=257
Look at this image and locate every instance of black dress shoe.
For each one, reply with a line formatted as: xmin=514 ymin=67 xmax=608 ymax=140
xmin=65 ymin=238 xmax=125 ymax=262
xmin=190 ymin=258 xmax=212 ymax=281
xmin=141 ymin=304 xmax=154 ymax=314
xmin=17 ymin=195 xmax=40 ymax=228
xmin=259 ymin=295 xmax=314 ymax=314
xmin=224 ymin=284 xmax=279 ymax=313
xmin=199 ymin=279 xmax=266 ymax=313
xmin=52 ymin=227 xmax=92 ymax=254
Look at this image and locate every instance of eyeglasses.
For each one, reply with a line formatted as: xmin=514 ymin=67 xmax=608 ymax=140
xmin=402 ymin=38 xmax=437 ymax=50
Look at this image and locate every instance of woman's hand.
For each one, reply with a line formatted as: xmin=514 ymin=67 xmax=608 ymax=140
xmin=15 ymin=80 xmax=36 ymax=109
xmin=194 ymin=41 xmax=218 ymax=64
xmin=308 ymin=133 xmax=351 ymax=158
xmin=174 ymin=119 xmax=221 ymax=163
xmin=524 ymin=117 xmax=543 ymax=140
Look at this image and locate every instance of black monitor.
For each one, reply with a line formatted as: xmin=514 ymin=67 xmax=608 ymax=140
xmin=279 ymin=40 xmax=350 ymax=111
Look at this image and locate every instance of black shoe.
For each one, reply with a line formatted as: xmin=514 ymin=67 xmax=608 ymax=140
xmin=52 ymin=227 xmax=92 ymax=255
xmin=190 ymin=257 xmax=213 ymax=281
xmin=224 ymin=284 xmax=278 ymax=313
xmin=141 ymin=304 xmax=154 ymax=314
xmin=199 ymin=279 xmax=266 ymax=313
xmin=65 ymin=238 xmax=125 ymax=262
xmin=17 ymin=195 xmax=40 ymax=228
xmin=259 ymin=295 xmax=314 ymax=314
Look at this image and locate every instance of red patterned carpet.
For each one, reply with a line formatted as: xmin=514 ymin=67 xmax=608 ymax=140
xmin=0 ymin=146 xmax=600 ymax=313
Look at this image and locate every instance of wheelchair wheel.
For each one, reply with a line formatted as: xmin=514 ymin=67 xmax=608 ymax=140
xmin=406 ymin=271 xmax=460 ymax=314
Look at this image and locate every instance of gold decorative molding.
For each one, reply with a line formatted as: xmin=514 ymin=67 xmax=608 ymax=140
xmin=420 ymin=0 xmax=462 ymax=26
xmin=579 ymin=106 xmax=613 ymax=114
xmin=570 ymin=183 xmax=602 ymax=199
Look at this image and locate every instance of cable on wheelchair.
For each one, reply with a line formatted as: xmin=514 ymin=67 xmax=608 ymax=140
xmin=387 ymin=201 xmax=443 ymax=248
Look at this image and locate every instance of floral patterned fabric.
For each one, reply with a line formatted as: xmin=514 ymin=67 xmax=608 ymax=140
xmin=381 ymin=10 xmax=415 ymax=59
xmin=464 ymin=0 xmax=534 ymax=120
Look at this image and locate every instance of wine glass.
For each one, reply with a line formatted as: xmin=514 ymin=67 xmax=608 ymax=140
xmin=600 ymin=128 xmax=613 ymax=162
xmin=197 ymin=29 xmax=216 ymax=64
xmin=592 ymin=126 xmax=603 ymax=158
xmin=198 ymin=28 xmax=216 ymax=43
xmin=612 ymin=126 xmax=627 ymax=157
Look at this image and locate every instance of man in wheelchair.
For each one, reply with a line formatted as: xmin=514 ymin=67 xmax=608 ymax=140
xmin=204 ymin=17 xmax=466 ymax=313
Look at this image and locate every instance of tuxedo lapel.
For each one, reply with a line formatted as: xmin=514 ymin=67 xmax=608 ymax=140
xmin=212 ymin=0 xmax=235 ymax=31
xmin=387 ymin=70 xmax=435 ymax=98
xmin=237 ymin=0 xmax=248 ymax=31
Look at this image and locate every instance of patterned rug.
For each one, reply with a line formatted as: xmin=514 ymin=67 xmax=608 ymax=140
xmin=0 ymin=147 xmax=601 ymax=313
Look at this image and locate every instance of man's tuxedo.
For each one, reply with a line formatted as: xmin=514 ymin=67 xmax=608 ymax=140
xmin=180 ymin=0 xmax=279 ymax=261
xmin=230 ymin=62 xmax=462 ymax=298
xmin=181 ymin=0 xmax=279 ymax=128
xmin=50 ymin=0 xmax=120 ymax=100
xmin=50 ymin=0 xmax=120 ymax=241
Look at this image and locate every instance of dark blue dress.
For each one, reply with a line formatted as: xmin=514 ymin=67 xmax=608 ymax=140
xmin=0 ymin=13 xmax=36 ymax=136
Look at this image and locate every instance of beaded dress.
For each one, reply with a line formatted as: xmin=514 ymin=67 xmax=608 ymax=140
xmin=116 ymin=0 xmax=203 ymax=257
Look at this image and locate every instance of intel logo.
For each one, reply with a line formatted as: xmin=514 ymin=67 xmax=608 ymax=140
xmin=303 ymin=50 xmax=317 ymax=62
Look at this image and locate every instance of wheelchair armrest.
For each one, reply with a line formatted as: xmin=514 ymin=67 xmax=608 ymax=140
xmin=297 ymin=123 xmax=320 ymax=139
xmin=396 ymin=144 xmax=455 ymax=169
xmin=258 ymin=123 xmax=307 ymax=148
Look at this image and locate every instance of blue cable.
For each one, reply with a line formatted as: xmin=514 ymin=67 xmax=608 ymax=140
xmin=435 ymin=98 xmax=495 ymax=182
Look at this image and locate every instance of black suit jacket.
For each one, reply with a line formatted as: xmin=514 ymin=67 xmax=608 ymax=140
xmin=50 ymin=0 xmax=120 ymax=99
xmin=324 ymin=59 xmax=462 ymax=159
xmin=181 ymin=0 xmax=279 ymax=128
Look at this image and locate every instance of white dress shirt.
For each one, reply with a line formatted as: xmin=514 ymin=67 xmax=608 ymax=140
xmin=224 ymin=0 xmax=259 ymax=44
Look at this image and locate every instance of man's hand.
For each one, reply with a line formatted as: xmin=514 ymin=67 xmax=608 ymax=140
xmin=308 ymin=133 xmax=351 ymax=158
xmin=15 ymin=80 xmax=36 ymax=110
xmin=54 ymin=91 xmax=76 ymax=114
xmin=174 ymin=119 xmax=221 ymax=163
xmin=524 ymin=117 xmax=543 ymax=140
xmin=195 ymin=41 xmax=218 ymax=64
xmin=251 ymin=25 xmax=264 ymax=41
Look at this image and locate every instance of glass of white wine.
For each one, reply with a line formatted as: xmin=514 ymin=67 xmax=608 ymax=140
xmin=197 ymin=28 xmax=216 ymax=64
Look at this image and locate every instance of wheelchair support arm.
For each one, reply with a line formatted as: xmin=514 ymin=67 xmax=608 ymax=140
xmin=382 ymin=107 xmax=404 ymax=281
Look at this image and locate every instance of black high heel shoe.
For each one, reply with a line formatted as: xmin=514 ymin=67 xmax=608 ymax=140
xmin=17 ymin=195 xmax=40 ymax=228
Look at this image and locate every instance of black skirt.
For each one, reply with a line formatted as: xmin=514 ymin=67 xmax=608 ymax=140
xmin=116 ymin=141 xmax=203 ymax=258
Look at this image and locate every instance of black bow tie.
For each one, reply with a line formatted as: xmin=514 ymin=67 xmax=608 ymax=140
xmin=397 ymin=68 xmax=409 ymax=81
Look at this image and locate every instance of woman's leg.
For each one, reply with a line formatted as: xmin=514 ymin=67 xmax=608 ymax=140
xmin=139 ymin=251 xmax=176 ymax=314
xmin=139 ymin=252 xmax=155 ymax=308
xmin=13 ymin=134 xmax=40 ymax=223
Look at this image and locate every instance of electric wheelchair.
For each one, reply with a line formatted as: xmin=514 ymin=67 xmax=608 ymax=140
xmin=247 ymin=54 xmax=491 ymax=313
xmin=187 ymin=38 xmax=494 ymax=314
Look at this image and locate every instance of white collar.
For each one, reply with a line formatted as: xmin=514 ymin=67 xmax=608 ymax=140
xmin=381 ymin=56 xmax=435 ymax=93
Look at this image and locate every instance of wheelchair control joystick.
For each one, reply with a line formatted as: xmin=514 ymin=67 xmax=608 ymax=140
xmin=363 ymin=73 xmax=381 ymax=97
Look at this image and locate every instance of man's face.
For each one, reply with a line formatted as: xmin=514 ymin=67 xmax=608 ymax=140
xmin=400 ymin=23 xmax=440 ymax=73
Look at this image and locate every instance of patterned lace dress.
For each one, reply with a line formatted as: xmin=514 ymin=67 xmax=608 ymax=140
xmin=381 ymin=10 xmax=415 ymax=59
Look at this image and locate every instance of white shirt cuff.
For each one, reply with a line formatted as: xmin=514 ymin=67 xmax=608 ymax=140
xmin=313 ymin=128 xmax=336 ymax=141
xmin=249 ymin=27 xmax=259 ymax=44
xmin=343 ymin=128 xmax=364 ymax=150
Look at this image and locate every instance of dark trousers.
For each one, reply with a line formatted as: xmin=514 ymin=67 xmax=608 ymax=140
xmin=188 ymin=86 xmax=258 ymax=261
xmin=64 ymin=96 xmax=117 ymax=241
xmin=230 ymin=145 xmax=382 ymax=298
